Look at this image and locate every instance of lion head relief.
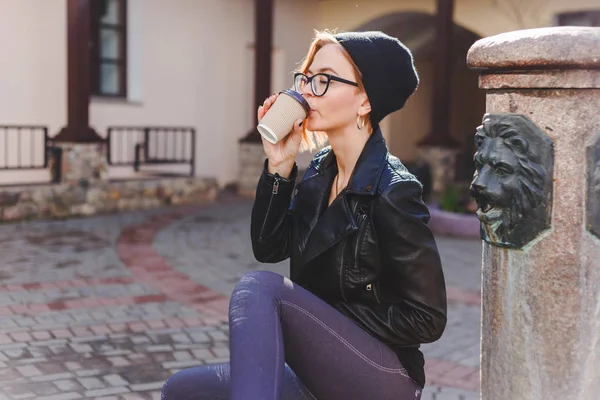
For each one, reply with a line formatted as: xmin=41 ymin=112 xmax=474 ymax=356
xmin=470 ymin=114 xmax=554 ymax=249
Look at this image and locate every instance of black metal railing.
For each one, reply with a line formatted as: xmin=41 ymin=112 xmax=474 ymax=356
xmin=0 ymin=125 xmax=50 ymax=170
xmin=106 ymin=126 xmax=196 ymax=176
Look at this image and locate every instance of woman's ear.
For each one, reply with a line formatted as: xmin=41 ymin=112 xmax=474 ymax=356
xmin=358 ymin=95 xmax=371 ymax=117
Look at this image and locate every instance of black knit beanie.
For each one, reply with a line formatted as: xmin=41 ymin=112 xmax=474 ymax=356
xmin=334 ymin=31 xmax=419 ymax=126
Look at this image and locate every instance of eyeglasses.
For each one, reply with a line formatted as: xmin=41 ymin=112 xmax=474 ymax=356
xmin=293 ymin=72 xmax=358 ymax=97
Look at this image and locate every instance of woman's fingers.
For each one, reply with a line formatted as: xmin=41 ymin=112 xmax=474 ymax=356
xmin=288 ymin=119 xmax=304 ymax=147
xmin=264 ymin=93 xmax=277 ymax=108
xmin=257 ymin=93 xmax=279 ymax=121
xmin=257 ymin=106 xmax=265 ymax=121
xmin=292 ymin=118 xmax=303 ymax=134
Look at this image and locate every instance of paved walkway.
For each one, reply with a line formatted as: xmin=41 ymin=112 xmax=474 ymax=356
xmin=0 ymin=195 xmax=482 ymax=399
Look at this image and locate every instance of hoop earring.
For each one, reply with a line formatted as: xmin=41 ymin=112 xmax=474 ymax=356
xmin=357 ymin=115 xmax=365 ymax=130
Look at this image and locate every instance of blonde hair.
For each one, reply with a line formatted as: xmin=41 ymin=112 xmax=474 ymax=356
xmin=297 ymin=29 xmax=368 ymax=153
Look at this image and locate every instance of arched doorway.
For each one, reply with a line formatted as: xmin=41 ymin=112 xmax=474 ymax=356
xmin=354 ymin=12 xmax=485 ymax=182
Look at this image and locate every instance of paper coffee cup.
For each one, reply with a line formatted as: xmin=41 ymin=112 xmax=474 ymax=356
xmin=257 ymin=89 xmax=310 ymax=144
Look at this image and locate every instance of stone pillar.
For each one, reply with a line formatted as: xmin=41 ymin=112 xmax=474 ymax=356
xmin=53 ymin=143 xmax=108 ymax=186
xmin=467 ymin=27 xmax=600 ymax=400
xmin=417 ymin=0 xmax=460 ymax=197
xmin=247 ymin=0 xmax=274 ymax=142
xmin=54 ymin=0 xmax=103 ymax=144
xmin=416 ymin=147 xmax=459 ymax=195
xmin=238 ymin=142 xmax=267 ymax=198
xmin=418 ymin=0 xmax=459 ymax=148
xmin=238 ymin=0 xmax=275 ymax=197
xmin=52 ymin=0 xmax=107 ymax=185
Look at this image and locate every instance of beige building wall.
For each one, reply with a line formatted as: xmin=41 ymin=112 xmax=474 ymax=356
xmin=386 ymin=59 xmax=484 ymax=165
xmin=317 ymin=0 xmax=596 ymax=176
xmin=0 ymin=0 xmax=319 ymax=186
xmin=0 ymin=0 xmax=66 ymax=133
xmin=1 ymin=0 xmax=596 ymax=186
xmin=91 ymin=0 xmax=256 ymax=185
xmin=318 ymin=0 xmax=600 ymax=38
xmin=0 ymin=0 xmax=65 ymax=185
xmin=387 ymin=60 xmax=432 ymax=163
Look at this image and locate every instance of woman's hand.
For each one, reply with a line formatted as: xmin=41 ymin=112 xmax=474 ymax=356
xmin=258 ymin=93 xmax=304 ymax=177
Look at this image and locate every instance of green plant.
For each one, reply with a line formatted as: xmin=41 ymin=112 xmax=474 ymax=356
xmin=440 ymin=186 xmax=469 ymax=214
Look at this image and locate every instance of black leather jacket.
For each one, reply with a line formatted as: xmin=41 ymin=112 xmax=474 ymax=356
xmin=250 ymin=128 xmax=447 ymax=387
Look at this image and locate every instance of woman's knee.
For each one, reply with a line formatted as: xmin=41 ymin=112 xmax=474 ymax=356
xmin=231 ymin=270 xmax=287 ymax=299
xmin=161 ymin=365 xmax=229 ymax=400
xmin=229 ymin=271 xmax=288 ymax=324
xmin=161 ymin=368 xmax=198 ymax=400
xmin=161 ymin=369 xmax=190 ymax=400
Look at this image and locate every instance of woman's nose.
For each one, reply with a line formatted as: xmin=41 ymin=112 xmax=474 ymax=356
xmin=300 ymin=82 xmax=313 ymax=97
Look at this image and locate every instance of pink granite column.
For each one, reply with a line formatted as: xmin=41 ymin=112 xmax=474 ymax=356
xmin=467 ymin=27 xmax=600 ymax=399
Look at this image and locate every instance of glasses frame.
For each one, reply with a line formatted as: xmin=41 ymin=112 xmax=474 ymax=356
xmin=293 ymin=72 xmax=358 ymax=97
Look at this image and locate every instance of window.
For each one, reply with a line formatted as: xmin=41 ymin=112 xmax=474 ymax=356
xmin=557 ymin=10 xmax=600 ymax=27
xmin=90 ymin=0 xmax=128 ymax=97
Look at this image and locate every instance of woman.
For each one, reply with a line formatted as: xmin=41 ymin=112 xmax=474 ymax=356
xmin=162 ymin=30 xmax=447 ymax=400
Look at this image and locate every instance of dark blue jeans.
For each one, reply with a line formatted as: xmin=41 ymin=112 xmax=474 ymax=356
xmin=161 ymin=270 xmax=422 ymax=400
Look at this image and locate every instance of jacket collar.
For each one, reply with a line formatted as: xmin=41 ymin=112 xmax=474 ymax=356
xmin=294 ymin=126 xmax=389 ymax=266
xmin=311 ymin=125 xmax=388 ymax=196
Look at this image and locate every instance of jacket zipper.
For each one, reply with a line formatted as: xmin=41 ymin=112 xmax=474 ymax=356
xmin=354 ymin=213 xmax=367 ymax=273
xmin=340 ymin=200 xmax=362 ymax=302
xmin=366 ymin=283 xmax=381 ymax=304
xmin=354 ymin=208 xmax=381 ymax=304
xmin=339 ymin=239 xmax=348 ymax=301
xmin=259 ymin=174 xmax=280 ymax=240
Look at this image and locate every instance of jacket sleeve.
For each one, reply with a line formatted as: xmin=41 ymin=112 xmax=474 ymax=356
xmin=336 ymin=179 xmax=447 ymax=346
xmin=250 ymin=159 xmax=297 ymax=263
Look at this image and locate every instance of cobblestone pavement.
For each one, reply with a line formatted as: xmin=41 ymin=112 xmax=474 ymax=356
xmin=0 ymin=195 xmax=482 ymax=399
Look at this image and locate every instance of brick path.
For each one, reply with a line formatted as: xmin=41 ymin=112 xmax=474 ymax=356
xmin=0 ymin=195 xmax=482 ymax=399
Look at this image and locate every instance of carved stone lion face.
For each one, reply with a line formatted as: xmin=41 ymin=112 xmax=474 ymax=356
xmin=470 ymin=114 xmax=553 ymax=248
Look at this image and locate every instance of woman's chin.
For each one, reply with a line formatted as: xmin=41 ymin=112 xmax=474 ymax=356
xmin=304 ymin=114 xmax=320 ymax=131
xmin=305 ymin=120 xmax=325 ymax=132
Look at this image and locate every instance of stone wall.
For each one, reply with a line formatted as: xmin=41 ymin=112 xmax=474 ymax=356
xmin=238 ymin=142 xmax=266 ymax=198
xmin=53 ymin=142 xmax=109 ymax=185
xmin=416 ymin=147 xmax=459 ymax=197
xmin=0 ymin=177 xmax=218 ymax=223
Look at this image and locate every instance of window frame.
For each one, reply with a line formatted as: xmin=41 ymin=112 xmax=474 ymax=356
xmin=90 ymin=0 xmax=128 ymax=98
xmin=556 ymin=10 xmax=600 ymax=27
